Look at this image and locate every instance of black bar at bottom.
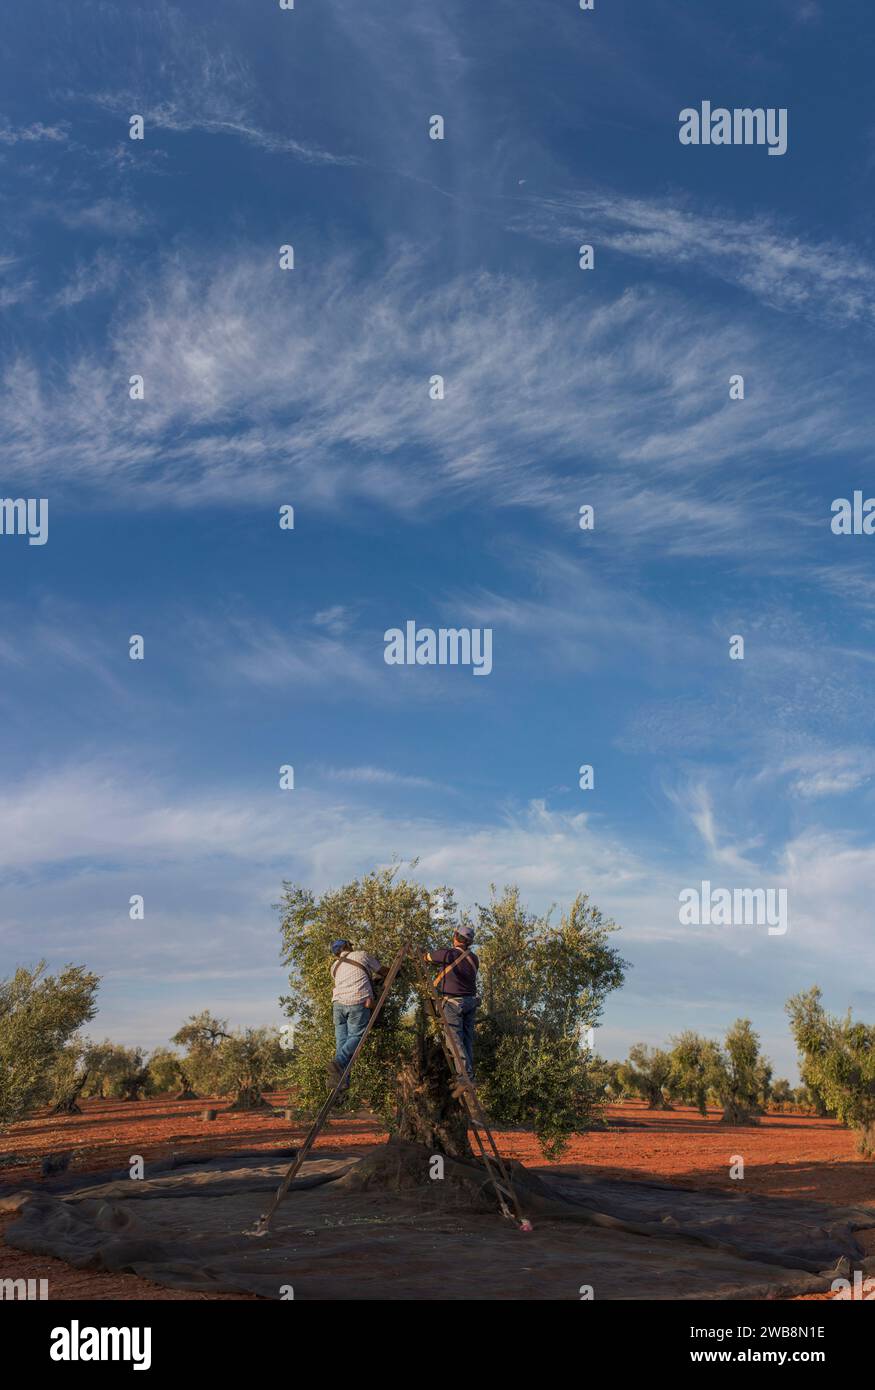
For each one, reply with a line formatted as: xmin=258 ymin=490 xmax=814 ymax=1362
xmin=8 ymin=1294 xmax=871 ymax=1375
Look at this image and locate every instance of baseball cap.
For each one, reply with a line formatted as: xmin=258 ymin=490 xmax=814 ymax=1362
xmin=455 ymin=925 xmax=475 ymax=943
xmin=330 ymin=938 xmax=351 ymax=954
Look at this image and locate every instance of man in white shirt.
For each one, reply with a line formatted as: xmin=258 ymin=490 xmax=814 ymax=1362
xmin=328 ymin=938 xmax=386 ymax=1085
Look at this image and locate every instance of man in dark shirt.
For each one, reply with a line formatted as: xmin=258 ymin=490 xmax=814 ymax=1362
xmin=424 ymin=924 xmax=479 ymax=1079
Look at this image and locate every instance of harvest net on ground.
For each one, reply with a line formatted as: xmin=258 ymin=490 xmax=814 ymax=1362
xmin=3 ymin=1142 xmax=874 ymax=1300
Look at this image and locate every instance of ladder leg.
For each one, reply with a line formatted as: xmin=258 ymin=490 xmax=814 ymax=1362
xmin=247 ymin=943 xmax=409 ymax=1236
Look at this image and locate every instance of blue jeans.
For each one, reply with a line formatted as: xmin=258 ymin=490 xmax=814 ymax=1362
xmin=441 ymin=995 xmax=478 ymax=1078
xmin=333 ymin=1002 xmax=371 ymax=1070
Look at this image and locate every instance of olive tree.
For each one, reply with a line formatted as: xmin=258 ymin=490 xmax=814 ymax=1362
xmin=81 ymin=1042 xmax=150 ymax=1100
xmin=219 ymin=1028 xmax=289 ymax=1110
xmin=769 ymin=1078 xmax=793 ymax=1113
xmin=0 ymin=963 xmax=99 ymax=1129
xmin=707 ymin=1019 xmax=772 ymax=1126
xmin=278 ymin=867 xmax=627 ymax=1161
xmin=787 ymin=987 xmax=875 ymax=1156
xmin=669 ymin=1031 xmax=720 ymax=1116
xmin=785 ymin=986 xmax=835 ymax=1119
xmin=146 ymin=1048 xmax=198 ymax=1098
xmin=622 ymin=1044 xmax=675 ymax=1110
xmin=171 ymin=1012 xmax=231 ymax=1096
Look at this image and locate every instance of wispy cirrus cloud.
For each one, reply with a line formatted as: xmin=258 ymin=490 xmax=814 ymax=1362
xmin=776 ymin=750 xmax=875 ymax=798
xmin=52 ymin=249 xmax=124 ymax=309
xmin=87 ymin=89 xmax=357 ymax=167
xmin=1 ymin=246 xmax=869 ymax=570
xmin=0 ymin=119 xmax=68 ymax=145
xmin=54 ymin=197 xmax=151 ymax=235
xmin=510 ymin=188 xmax=875 ymax=330
xmin=324 ymin=765 xmax=443 ymax=790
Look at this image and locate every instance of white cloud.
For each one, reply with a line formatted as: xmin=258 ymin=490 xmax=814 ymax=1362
xmin=312 ymin=605 xmax=354 ymax=637
xmin=0 ymin=121 xmax=68 ymax=145
xmin=325 ymin=765 xmax=442 ymax=790
xmin=56 ymin=198 xmax=150 ymax=235
xmin=0 ymin=247 xmax=866 ymax=573
xmin=52 ymin=249 xmax=123 ymax=309
xmin=511 ymin=189 xmax=875 ymax=329
xmin=667 ymin=781 xmax=763 ymax=875
xmin=777 ymin=750 xmax=875 ymax=798
xmin=0 ymin=278 xmax=35 ymax=308
xmin=83 ymin=35 xmax=355 ymax=168
xmin=196 ymin=612 xmax=382 ymax=693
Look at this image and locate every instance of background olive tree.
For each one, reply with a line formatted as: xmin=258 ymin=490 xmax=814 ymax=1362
xmin=769 ymin=1077 xmax=794 ymax=1112
xmin=621 ymin=1043 xmax=675 ymax=1110
xmin=146 ymin=1047 xmax=195 ymax=1098
xmin=0 ymin=962 xmax=99 ymax=1129
xmin=787 ymin=986 xmax=875 ymax=1155
xmin=669 ymin=1031 xmax=720 ymax=1116
xmin=171 ymin=1012 xmax=231 ymax=1096
xmin=785 ymin=986 xmax=836 ymax=1119
xmin=219 ymin=1028 xmax=289 ymax=1110
xmin=706 ymin=1018 xmax=772 ymax=1125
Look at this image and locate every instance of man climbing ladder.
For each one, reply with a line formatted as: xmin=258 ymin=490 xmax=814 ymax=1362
xmin=424 ymin=922 xmax=479 ymax=1079
xmin=327 ymin=937 xmax=387 ymax=1088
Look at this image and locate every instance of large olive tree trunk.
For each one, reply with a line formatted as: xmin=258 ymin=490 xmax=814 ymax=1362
xmin=394 ymin=1007 xmax=472 ymax=1161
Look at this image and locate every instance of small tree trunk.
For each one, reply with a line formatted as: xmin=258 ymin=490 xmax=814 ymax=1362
xmin=175 ymin=1067 xmax=198 ymax=1101
xmin=224 ymin=1086 xmax=271 ymax=1112
xmin=856 ymin=1122 xmax=875 ymax=1158
xmin=718 ymin=1100 xmax=757 ymax=1126
xmin=51 ymin=1069 xmax=89 ymax=1115
xmin=393 ymin=1021 xmax=472 ymax=1161
xmin=646 ymin=1088 xmax=673 ymax=1111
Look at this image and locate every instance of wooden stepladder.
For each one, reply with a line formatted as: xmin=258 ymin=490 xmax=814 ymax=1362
xmin=249 ymin=941 xmax=529 ymax=1236
xmin=410 ymin=952 xmax=530 ymax=1230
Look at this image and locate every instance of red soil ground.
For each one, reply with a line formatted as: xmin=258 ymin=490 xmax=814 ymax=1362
xmin=2 ymin=1096 xmax=873 ymax=1300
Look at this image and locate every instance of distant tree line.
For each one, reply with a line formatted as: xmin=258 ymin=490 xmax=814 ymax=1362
xmin=0 ymin=963 xmax=291 ymax=1130
xmin=597 ymin=988 xmax=875 ymax=1155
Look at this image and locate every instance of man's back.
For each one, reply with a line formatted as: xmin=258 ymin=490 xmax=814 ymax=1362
xmin=429 ymin=945 xmax=479 ymax=996
xmin=331 ymin=950 xmax=382 ymax=1005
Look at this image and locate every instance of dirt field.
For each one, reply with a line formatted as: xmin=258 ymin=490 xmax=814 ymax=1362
xmin=2 ymin=1096 xmax=873 ymax=1300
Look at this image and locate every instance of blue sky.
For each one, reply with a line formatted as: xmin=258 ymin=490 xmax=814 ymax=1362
xmin=2 ymin=0 xmax=875 ymax=1082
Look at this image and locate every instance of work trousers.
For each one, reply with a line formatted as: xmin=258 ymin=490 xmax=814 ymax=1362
xmin=440 ymin=995 xmax=477 ymax=1079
